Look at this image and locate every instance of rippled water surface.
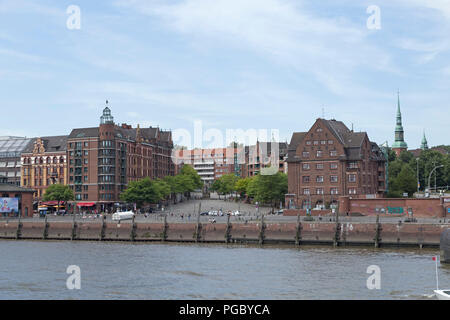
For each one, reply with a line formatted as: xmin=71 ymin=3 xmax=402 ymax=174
xmin=0 ymin=241 xmax=448 ymax=299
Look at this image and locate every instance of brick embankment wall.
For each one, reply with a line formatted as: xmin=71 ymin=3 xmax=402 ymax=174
xmin=1 ymin=220 xmax=449 ymax=248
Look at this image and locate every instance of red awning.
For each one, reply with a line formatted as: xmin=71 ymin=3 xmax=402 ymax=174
xmin=77 ymin=202 xmax=96 ymax=207
xmin=40 ymin=201 xmax=59 ymax=206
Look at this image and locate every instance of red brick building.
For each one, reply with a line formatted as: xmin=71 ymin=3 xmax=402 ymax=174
xmin=66 ymin=104 xmax=174 ymax=212
xmin=0 ymin=184 xmax=35 ymax=217
xmin=174 ymin=147 xmax=243 ymax=188
xmin=241 ymin=141 xmax=288 ymax=177
xmin=286 ymin=118 xmax=387 ymax=210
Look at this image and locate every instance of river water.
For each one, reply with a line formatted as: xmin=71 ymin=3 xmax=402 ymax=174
xmin=0 ymin=240 xmax=448 ymax=300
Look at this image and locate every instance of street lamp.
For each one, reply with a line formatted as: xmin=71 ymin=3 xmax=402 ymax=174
xmin=428 ymin=165 xmax=444 ymax=194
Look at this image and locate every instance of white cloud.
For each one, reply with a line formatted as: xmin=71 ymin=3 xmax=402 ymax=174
xmin=115 ymin=0 xmax=394 ymax=96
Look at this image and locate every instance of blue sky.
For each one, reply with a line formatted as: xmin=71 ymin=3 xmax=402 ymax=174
xmin=0 ymin=0 xmax=449 ymax=149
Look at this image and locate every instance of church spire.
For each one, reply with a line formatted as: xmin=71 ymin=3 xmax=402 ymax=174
xmin=421 ymin=130 xmax=429 ymax=150
xmin=392 ymin=90 xmax=408 ymax=156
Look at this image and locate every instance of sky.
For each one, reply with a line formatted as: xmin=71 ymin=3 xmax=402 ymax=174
xmin=0 ymin=0 xmax=449 ymax=149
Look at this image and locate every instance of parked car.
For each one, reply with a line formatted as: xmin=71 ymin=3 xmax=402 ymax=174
xmin=232 ymin=210 xmax=241 ymax=216
xmin=200 ymin=211 xmax=209 ymax=216
xmin=209 ymin=210 xmax=218 ymax=216
xmin=277 ymin=209 xmax=284 ymax=215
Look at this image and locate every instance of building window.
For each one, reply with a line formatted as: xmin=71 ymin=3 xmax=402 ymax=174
xmin=316 ymin=128 xmax=323 ymax=132
xmin=330 ymin=150 xmax=337 ymax=156
xmin=348 ymin=188 xmax=357 ymax=195
xmin=330 ymin=175 xmax=338 ymax=182
xmin=313 ymin=140 xmax=319 ymax=145
xmin=321 ymin=140 xmax=326 ymax=145
xmin=303 ymin=188 xmax=310 ymax=195
xmin=75 ymin=194 xmax=82 ymax=200
xmin=348 ymin=162 xmax=358 ymax=169
xmin=330 ymin=163 xmax=338 ymax=169
xmin=316 ymin=150 xmax=323 ymax=158
xmin=302 ymin=151 xmax=309 ymax=158
xmin=306 ymin=141 xmax=312 ymax=145
xmin=316 ymin=176 xmax=324 ymax=183
xmin=302 ymin=163 xmax=310 ymax=170
xmin=302 ymin=176 xmax=310 ymax=183
xmin=349 ymin=174 xmax=356 ymax=182
xmin=316 ymin=188 xmax=324 ymax=195
xmin=331 ymin=188 xmax=339 ymax=195
xmin=316 ymin=163 xmax=324 ymax=170
xmin=328 ymin=140 xmax=333 ymax=145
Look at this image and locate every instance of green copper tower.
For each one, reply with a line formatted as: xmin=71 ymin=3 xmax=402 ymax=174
xmin=421 ymin=131 xmax=429 ymax=150
xmin=392 ymin=91 xmax=407 ymax=155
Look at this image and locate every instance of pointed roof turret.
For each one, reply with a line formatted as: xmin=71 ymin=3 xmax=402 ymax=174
xmin=100 ymin=100 xmax=114 ymax=125
xmin=421 ymin=131 xmax=429 ymax=150
xmin=392 ymin=90 xmax=408 ymax=150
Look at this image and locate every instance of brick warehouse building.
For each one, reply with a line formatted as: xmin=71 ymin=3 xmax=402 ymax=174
xmin=285 ymin=118 xmax=387 ymax=210
xmin=66 ymin=104 xmax=174 ymax=212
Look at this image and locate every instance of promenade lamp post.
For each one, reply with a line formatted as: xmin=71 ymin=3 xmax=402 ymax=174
xmin=427 ymin=165 xmax=444 ymax=195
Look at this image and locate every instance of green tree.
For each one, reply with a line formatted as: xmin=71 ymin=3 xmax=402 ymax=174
xmin=399 ymin=150 xmax=413 ymax=163
xmin=42 ymin=184 xmax=74 ymax=212
xmin=216 ymin=174 xmax=239 ymax=196
xmin=390 ymin=165 xmax=417 ymax=197
xmin=180 ymin=164 xmax=203 ymax=196
xmin=120 ymin=177 xmax=169 ymax=208
xmin=210 ymin=179 xmax=222 ymax=199
xmin=246 ymin=172 xmax=288 ymax=213
xmin=235 ymin=177 xmax=251 ymax=197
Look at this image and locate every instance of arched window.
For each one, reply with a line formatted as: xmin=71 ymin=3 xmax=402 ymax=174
xmin=53 ymin=157 xmax=57 ymax=164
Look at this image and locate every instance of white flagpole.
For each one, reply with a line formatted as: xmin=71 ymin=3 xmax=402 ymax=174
xmin=435 ymin=256 xmax=439 ymax=290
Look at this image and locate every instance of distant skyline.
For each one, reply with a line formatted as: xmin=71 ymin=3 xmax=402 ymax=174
xmin=1 ymin=0 xmax=449 ymax=149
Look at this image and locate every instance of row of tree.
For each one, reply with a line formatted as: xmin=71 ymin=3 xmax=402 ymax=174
xmin=210 ymin=172 xmax=288 ymax=213
xmin=41 ymin=165 xmax=204 ymax=210
xmin=387 ymin=147 xmax=450 ymax=197
xmin=120 ymin=164 xmax=203 ymax=208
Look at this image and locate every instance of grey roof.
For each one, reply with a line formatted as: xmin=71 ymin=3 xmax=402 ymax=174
xmin=0 ymin=183 xmax=35 ymax=193
xmin=68 ymin=127 xmax=99 ymax=139
xmin=246 ymin=142 xmax=288 ymax=157
xmin=23 ymin=136 xmax=68 ymax=154
xmin=288 ymin=119 xmax=384 ymax=162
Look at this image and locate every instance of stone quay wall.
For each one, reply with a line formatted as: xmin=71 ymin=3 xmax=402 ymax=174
xmin=1 ymin=218 xmax=449 ymax=248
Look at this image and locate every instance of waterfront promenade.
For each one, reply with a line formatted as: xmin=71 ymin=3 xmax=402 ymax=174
xmin=0 ymin=199 xmax=448 ymax=248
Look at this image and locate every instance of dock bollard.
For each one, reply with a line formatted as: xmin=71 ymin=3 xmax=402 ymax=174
xmin=225 ymin=213 xmax=232 ymax=244
xmin=374 ymin=214 xmax=382 ymax=248
xmin=295 ymin=214 xmax=302 ymax=246
xmin=440 ymin=228 xmax=450 ymax=263
xmin=259 ymin=214 xmax=266 ymax=245
xmin=43 ymin=215 xmax=49 ymax=240
xmin=99 ymin=215 xmax=106 ymax=241
xmin=16 ymin=214 xmax=22 ymax=240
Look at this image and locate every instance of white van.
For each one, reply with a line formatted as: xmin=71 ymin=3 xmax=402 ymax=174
xmin=112 ymin=211 xmax=134 ymax=221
